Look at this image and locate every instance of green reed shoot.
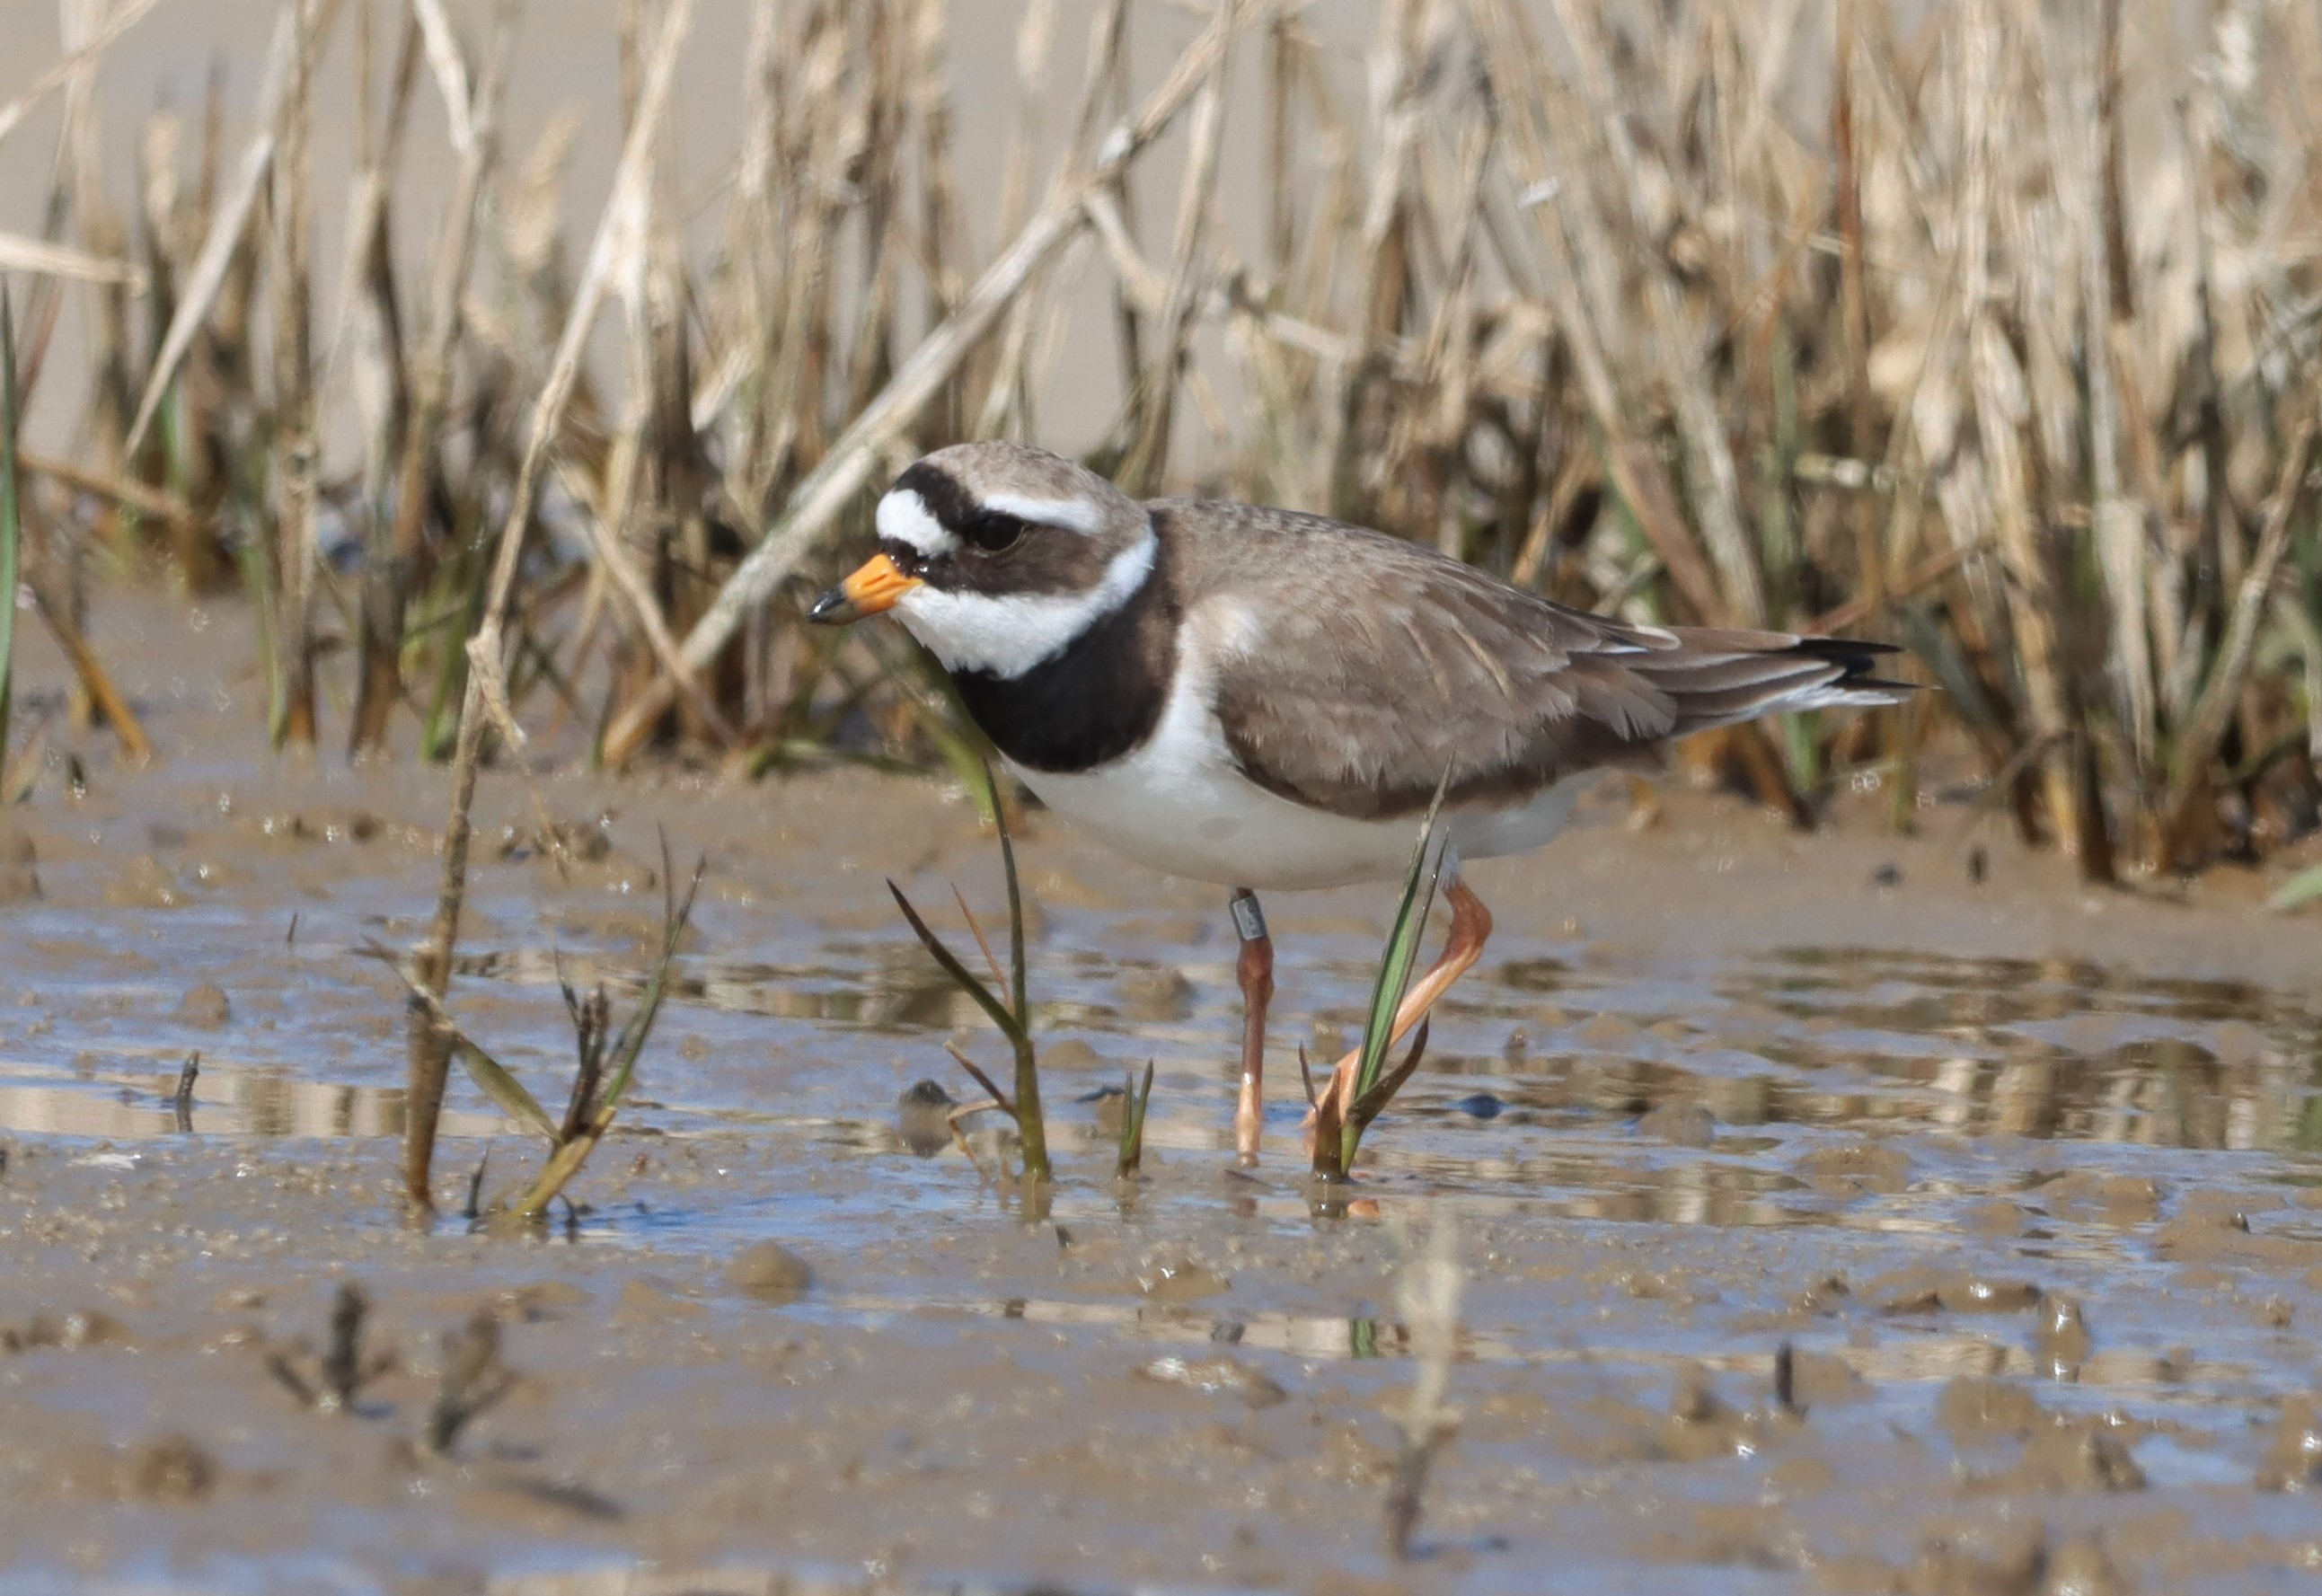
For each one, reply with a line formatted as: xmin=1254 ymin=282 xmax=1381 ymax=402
xmin=888 ymin=765 xmax=1049 ymax=1182
xmin=1311 ymin=791 xmax=1446 ymax=1181
xmin=1116 ymin=1060 xmax=1157 ymax=1179
xmin=0 ymin=286 xmax=19 ymax=770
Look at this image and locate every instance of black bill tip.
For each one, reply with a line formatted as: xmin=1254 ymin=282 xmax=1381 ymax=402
xmin=806 ymin=585 xmax=857 ymax=625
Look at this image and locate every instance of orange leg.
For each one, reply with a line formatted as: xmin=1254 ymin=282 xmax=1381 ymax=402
xmin=1230 ymin=888 xmax=1274 ymax=1167
xmin=1307 ymin=875 xmax=1493 ymax=1143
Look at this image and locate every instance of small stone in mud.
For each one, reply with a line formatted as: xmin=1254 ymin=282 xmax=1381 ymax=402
xmin=175 ymin=981 xmax=232 ymax=1029
xmin=1979 ymin=1422 xmax=2145 ymax=1495
xmin=1904 ymin=1520 xmax=2046 ymax=1596
xmin=2254 ymin=1393 xmax=2322 ymax=1491
xmin=2154 ymin=1205 xmax=2322 ymax=1268
xmin=2043 ymin=1539 xmax=2130 ymax=1596
xmin=1658 ymin=1367 xmax=1753 ymax=1460
xmin=1785 ymin=1350 xmax=1871 ymax=1408
xmin=1872 ymin=862 xmax=1902 ymax=887
xmin=1962 ymin=1199 xmax=2024 ymax=1237
xmin=1452 ymin=1092 xmax=1504 ymax=1120
xmin=2035 ymin=1293 xmax=2091 ymax=1374
xmin=896 ymin=1079 xmax=957 ymax=1157
xmin=1135 ymin=1355 xmax=1286 ymax=1407
xmin=1938 ymin=1375 xmax=2048 ymax=1444
xmin=1791 ymin=1274 xmax=1850 ymax=1315
xmin=1044 ymin=1037 xmax=1099 ymax=1071
xmin=1669 ymin=1367 xmax=1730 ymax=1425
xmin=0 ymin=830 xmax=40 ymax=904
xmin=1867 ymin=1265 xmax=2039 ymax=1315
xmin=2036 ymin=1169 xmax=2164 ymax=1227
xmin=1112 ymin=966 xmax=1195 ymax=1021
xmin=1794 ymin=1141 xmax=1911 ymax=1195
xmin=1637 ymin=1101 xmax=1716 ymax=1147
xmin=126 ymin=1434 xmax=218 ymax=1503
xmin=727 ymin=1241 xmax=813 ymax=1302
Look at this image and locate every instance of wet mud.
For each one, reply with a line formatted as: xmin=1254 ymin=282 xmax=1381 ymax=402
xmin=3 ymin=597 xmax=2320 ymax=1593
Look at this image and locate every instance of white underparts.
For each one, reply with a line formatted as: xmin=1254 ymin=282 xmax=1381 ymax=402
xmin=895 ymin=532 xmax=1158 ymax=680
xmin=1015 ymin=597 xmax=1605 ymax=890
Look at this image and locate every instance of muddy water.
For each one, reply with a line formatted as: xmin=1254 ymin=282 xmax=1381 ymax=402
xmin=3 ymin=598 xmax=2322 ymax=1593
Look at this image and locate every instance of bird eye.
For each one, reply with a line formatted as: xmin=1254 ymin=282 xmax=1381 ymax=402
xmin=959 ymin=512 xmax=1027 ymax=553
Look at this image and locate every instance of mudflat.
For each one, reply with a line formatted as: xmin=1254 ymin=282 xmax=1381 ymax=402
xmin=2 ymin=595 xmax=2319 ymax=1593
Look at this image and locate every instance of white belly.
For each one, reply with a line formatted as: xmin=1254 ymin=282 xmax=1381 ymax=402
xmin=1013 ymin=640 xmax=1597 ymax=890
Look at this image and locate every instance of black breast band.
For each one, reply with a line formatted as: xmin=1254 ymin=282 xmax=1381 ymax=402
xmin=948 ymin=519 xmax=1179 ymax=774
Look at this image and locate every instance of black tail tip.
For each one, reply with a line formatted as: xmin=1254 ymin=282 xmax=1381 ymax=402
xmin=1791 ymin=635 xmax=1919 ymax=696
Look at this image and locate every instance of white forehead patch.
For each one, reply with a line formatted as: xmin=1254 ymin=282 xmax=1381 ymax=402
xmin=896 ymin=533 xmax=1157 ymax=680
xmin=876 ymin=489 xmax=956 ymax=556
xmin=978 ymin=491 xmax=1104 ymax=536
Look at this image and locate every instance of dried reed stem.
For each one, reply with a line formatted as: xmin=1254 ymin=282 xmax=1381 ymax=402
xmin=2161 ymin=419 xmax=2318 ymax=861
xmin=124 ymin=4 xmax=305 ymax=457
xmin=402 ymin=0 xmax=696 ymax=1212
xmin=600 ymin=0 xmax=1261 ymax=767
xmin=351 ymin=0 xmax=520 ymax=756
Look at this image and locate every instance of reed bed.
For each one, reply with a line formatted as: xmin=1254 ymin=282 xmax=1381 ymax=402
xmin=4 ymin=0 xmax=2319 ymax=886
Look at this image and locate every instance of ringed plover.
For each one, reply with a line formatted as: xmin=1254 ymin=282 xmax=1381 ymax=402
xmin=810 ymin=443 xmax=1910 ymax=1163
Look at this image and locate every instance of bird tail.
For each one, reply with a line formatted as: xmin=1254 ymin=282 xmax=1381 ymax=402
xmin=1631 ymin=628 xmax=1916 ymax=736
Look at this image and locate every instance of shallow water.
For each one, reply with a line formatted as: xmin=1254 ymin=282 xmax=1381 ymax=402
xmin=4 ymin=606 xmax=2322 ymax=1593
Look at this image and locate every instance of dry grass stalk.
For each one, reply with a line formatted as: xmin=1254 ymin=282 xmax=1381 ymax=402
xmin=2161 ymin=419 xmax=2319 ymax=861
xmin=23 ymin=576 xmax=155 ymax=763
xmin=267 ymin=0 xmax=326 ymax=749
xmin=11 ymin=0 xmax=2322 ymax=885
xmin=123 ymin=4 xmax=303 ymax=457
xmin=1551 ymin=0 xmax=1765 ymax=627
xmin=1110 ymin=10 xmax=1233 ymax=496
xmin=367 ymin=839 xmax=702 ymax=1223
xmin=0 ymin=234 xmax=143 ymax=289
xmin=0 ymin=0 xmax=163 ymax=153
xmin=0 ymin=289 xmax=17 ymax=764
xmin=402 ymin=0 xmax=698 ymax=1212
xmin=600 ymin=0 xmax=1263 ymax=766
xmin=352 ymin=0 xmax=520 ymax=756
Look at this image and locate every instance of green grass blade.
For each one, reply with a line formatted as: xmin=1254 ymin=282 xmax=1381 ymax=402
xmin=598 ymin=842 xmax=704 ymax=1112
xmin=1341 ymin=786 xmax=1448 ymax=1174
xmin=451 ymin=1036 xmax=560 ymax=1142
xmin=890 ymin=879 xmax=1024 ymax=1043
xmin=1354 ymin=789 xmax=1448 ymax=1104
xmin=0 ymin=284 xmax=19 ymax=765
xmin=984 ymin=763 xmax=1029 ymax=1027
xmin=1117 ymin=1059 xmax=1155 ymax=1177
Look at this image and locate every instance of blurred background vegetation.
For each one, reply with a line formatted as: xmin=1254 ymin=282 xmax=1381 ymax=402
xmin=2 ymin=0 xmax=2318 ymax=886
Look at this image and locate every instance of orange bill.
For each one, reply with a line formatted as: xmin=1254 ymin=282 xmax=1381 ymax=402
xmin=808 ymin=551 xmax=922 ymax=625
